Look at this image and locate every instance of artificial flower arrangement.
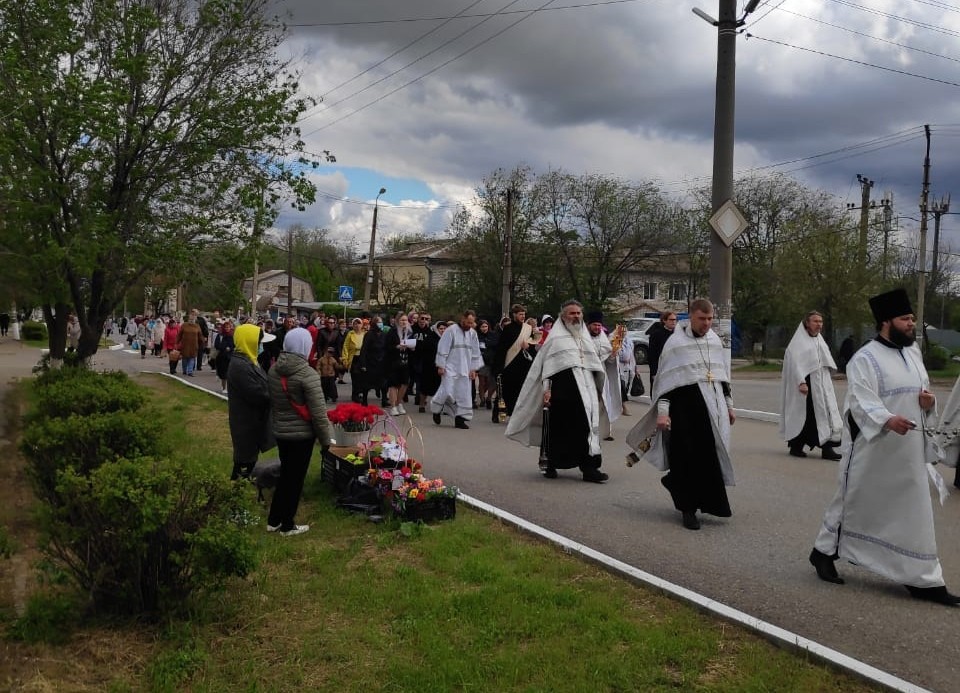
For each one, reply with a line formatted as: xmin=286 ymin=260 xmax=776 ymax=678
xmin=326 ymin=402 xmax=384 ymax=432
xmin=390 ymin=476 xmax=458 ymax=515
xmin=367 ymin=459 xmax=424 ymax=488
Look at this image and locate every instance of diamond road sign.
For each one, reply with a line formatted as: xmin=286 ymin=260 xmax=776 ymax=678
xmin=338 ymin=285 xmax=354 ymax=302
xmin=708 ymin=199 xmax=749 ymax=247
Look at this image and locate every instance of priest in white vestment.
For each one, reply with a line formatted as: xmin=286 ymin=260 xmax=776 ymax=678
xmin=810 ymin=288 xmax=959 ymax=606
xmin=506 ymin=299 xmax=609 ymax=483
xmin=778 ymin=311 xmax=842 ymax=460
xmin=430 ymin=310 xmax=483 ymax=429
xmin=585 ymin=311 xmax=621 ymax=441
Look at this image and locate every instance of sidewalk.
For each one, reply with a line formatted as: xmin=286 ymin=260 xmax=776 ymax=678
xmin=0 ymin=337 xmax=42 ymax=440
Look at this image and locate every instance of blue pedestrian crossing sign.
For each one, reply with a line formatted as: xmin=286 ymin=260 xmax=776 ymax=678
xmin=338 ymin=285 xmax=354 ymax=302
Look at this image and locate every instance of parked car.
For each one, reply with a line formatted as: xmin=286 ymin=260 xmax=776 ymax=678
xmin=625 ymin=317 xmax=658 ymax=365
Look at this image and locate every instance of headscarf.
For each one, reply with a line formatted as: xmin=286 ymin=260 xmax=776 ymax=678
xmin=234 ymin=323 xmax=262 ymax=363
xmin=283 ymin=326 xmax=313 ymax=359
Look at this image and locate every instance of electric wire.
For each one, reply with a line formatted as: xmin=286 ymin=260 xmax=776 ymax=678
xmin=300 ymin=0 xmax=562 ymax=136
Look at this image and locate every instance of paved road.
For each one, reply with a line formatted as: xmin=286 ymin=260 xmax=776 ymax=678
xmin=10 ymin=342 xmax=960 ymax=691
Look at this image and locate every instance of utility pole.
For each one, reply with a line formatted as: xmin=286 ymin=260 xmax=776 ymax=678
xmin=856 ymin=174 xmax=874 ymax=270
xmin=363 ymin=187 xmax=387 ymax=311
xmin=501 ymin=188 xmax=514 ymax=318
xmin=929 ymin=194 xmax=951 ymax=318
xmin=694 ymin=0 xmax=761 ymax=341
xmin=287 ymin=227 xmax=294 ymax=318
xmin=917 ymin=125 xmax=931 ymax=342
xmin=882 ymin=192 xmax=893 ymax=281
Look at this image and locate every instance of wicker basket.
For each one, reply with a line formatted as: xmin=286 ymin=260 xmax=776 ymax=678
xmin=397 ymin=496 xmax=457 ymax=522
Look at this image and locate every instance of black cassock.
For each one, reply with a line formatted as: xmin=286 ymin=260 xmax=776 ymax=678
xmin=660 ymin=383 xmax=731 ymax=517
xmin=544 ymin=368 xmax=602 ymax=473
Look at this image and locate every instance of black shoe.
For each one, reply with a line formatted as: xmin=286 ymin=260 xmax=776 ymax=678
xmin=485 ymin=399 xmax=492 ymax=409
xmin=543 ymin=467 xmax=558 ymax=479
xmin=454 ymin=416 xmax=470 ymax=429
xmin=789 ymin=446 xmax=807 ymax=458
xmin=681 ymin=511 xmax=701 ymax=530
xmin=821 ymin=447 xmax=842 ymax=461
xmin=905 ymin=585 xmax=960 ymax=606
xmin=582 ymin=470 xmax=608 ymax=483
xmin=603 ymin=436 xmax=614 ymax=442
xmin=809 ymin=548 xmax=844 ymax=584
xmin=419 ymin=406 xmax=426 ymax=413
xmin=432 ymin=413 xmax=441 ymax=425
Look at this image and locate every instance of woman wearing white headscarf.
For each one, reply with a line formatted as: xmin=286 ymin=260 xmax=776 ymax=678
xmin=266 ymin=327 xmax=334 ymax=536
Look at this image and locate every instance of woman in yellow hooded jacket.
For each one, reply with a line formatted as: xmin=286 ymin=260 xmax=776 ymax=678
xmin=226 ymin=324 xmax=275 ymax=480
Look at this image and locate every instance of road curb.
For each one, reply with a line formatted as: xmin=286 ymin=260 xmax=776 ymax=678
xmin=457 ymin=492 xmax=930 ymax=693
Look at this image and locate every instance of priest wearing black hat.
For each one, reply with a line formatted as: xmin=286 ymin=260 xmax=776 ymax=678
xmin=809 ymin=288 xmax=960 ymax=606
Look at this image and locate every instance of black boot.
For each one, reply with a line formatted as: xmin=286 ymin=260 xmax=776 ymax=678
xmin=681 ymin=511 xmax=701 ymax=530
xmin=905 ymin=585 xmax=960 ymax=606
xmin=809 ymin=548 xmax=844 ymax=584
xmin=454 ymin=416 xmax=469 ymax=429
xmin=432 ymin=412 xmax=441 ymax=425
xmin=789 ymin=445 xmax=807 ymax=458
xmin=821 ymin=445 xmax=842 ymax=461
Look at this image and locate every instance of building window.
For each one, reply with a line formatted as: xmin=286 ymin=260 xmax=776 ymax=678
xmin=668 ymin=283 xmax=686 ymax=301
xmin=642 ymin=282 xmax=658 ymax=300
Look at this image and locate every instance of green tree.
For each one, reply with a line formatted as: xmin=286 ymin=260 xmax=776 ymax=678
xmin=0 ymin=0 xmax=322 ymax=360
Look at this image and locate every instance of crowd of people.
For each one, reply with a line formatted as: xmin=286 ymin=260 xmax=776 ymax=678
xmin=115 ymin=293 xmax=960 ymax=609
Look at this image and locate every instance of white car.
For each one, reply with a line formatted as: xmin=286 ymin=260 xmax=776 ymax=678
xmin=625 ymin=317 xmax=658 ymax=365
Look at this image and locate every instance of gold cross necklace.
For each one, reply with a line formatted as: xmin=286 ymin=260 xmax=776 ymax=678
xmin=693 ymin=331 xmax=714 ymax=383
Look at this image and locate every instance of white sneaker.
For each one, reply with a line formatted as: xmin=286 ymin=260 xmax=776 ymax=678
xmin=266 ymin=524 xmax=281 ymax=533
xmin=279 ymin=524 xmax=309 ymax=536
xmin=397 ymin=405 xmax=406 ymax=415
xmin=389 ymin=406 xmax=400 ymax=416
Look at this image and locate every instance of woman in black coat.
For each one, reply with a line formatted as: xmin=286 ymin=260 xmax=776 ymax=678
xmin=356 ymin=315 xmax=388 ymax=406
xmin=226 ymin=324 xmax=275 ymax=480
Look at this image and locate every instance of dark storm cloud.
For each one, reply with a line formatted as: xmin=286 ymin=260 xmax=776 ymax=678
xmin=273 ymin=0 xmax=960 ymax=244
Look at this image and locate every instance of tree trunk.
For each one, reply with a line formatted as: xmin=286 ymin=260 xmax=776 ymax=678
xmin=43 ymin=303 xmax=69 ymax=361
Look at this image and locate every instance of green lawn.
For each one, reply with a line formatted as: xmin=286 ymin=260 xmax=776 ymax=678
xmin=0 ymin=374 xmax=880 ymax=692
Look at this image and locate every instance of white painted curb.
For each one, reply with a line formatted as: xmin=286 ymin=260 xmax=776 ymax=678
xmin=455 ymin=493 xmax=930 ymax=693
xmin=162 ymin=375 xmax=920 ymax=691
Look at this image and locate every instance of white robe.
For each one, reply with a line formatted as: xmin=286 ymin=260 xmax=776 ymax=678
xmin=625 ymin=323 xmax=735 ymax=485
xmin=592 ymin=331 xmax=621 ymax=437
xmin=506 ymin=317 xmax=606 ymax=456
xmin=430 ymin=323 xmax=483 ymax=420
xmin=814 ymin=339 xmax=946 ymax=588
xmin=778 ymin=323 xmax=842 ymax=445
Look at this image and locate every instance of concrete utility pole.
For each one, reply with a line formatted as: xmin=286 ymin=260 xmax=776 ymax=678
xmin=882 ymin=192 xmax=893 ymax=281
xmin=287 ymin=227 xmax=294 ymax=317
xmin=501 ymin=188 xmax=514 ymax=318
xmin=695 ymin=0 xmax=760 ymax=324
xmin=363 ymin=187 xmax=387 ymax=311
xmin=929 ymin=195 xmax=951 ymax=315
xmin=917 ymin=125 xmax=931 ymax=340
xmin=856 ymin=174 xmax=874 ymax=270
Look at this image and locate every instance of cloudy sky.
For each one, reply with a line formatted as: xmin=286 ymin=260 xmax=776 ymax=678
xmin=270 ymin=0 xmax=960 ymax=261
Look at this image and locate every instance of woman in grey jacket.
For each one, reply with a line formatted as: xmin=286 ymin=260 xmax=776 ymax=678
xmin=266 ymin=327 xmax=335 ymax=536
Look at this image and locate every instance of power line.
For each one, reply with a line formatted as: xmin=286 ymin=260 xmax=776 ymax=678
xmin=774 ymin=7 xmax=960 ymax=67
xmin=300 ymin=0 xmax=565 ymax=136
xmin=824 ymin=0 xmax=960 ymax=39
xmin=743 ymin=33 xmax=960 ymax=89
xmin=288 ymin=0 xmax=642 ymax=27
xmin=302 ymin=0 xmax=533 ymax=128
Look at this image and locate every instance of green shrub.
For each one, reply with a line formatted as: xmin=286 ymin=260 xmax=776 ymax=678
xmin=0 ymin=524 xmax=13 ymax=558
xmin=28 ymin=368 xmax=145 ymax=420
xmin=6 ymin=592 xmax=80 ymax=645
xmin=20 ymin=411 xmax=164 ymax=504
xmin=44 ymin=458 xmax=257 ymax=615
xmin=924 ymin=345 xmax=949 ymax=371
xmin=20 ymin=320 xmax=47 ymax=341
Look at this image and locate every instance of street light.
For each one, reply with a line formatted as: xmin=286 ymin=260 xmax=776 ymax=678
xmin=362 ymin=187 xmax=386 ymax=311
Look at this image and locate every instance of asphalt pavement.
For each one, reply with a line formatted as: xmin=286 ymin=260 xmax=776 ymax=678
xmin=2 ymin=339 xmax=958 ymax=691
